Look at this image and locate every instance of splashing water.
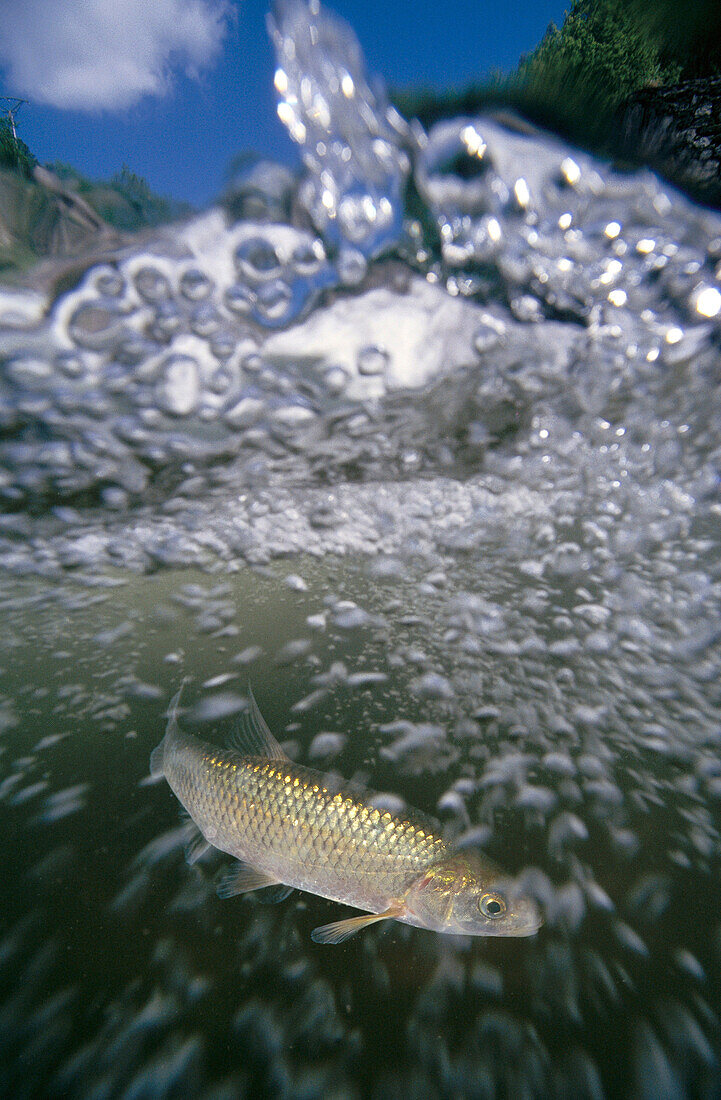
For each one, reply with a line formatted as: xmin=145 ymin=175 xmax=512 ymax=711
xmin=1 ymin=2 xmax=721 ymax=1096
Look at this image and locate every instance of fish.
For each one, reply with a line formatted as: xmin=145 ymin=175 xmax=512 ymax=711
xmin=149 ymin=684 xmax=542 ymax=944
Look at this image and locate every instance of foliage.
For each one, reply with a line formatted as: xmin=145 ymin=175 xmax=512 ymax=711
xmin=0 ymin=120 xmax=37 ymax=177
xmin=393 ymin=0 xmax=720 ymax=153
xmin=44 ymin=161 xmax=94 ymax=192
xmin=624 ymin=0 xmax=721 ymax=80
xmin=515 ymin=0 xmax=681 ymax=144
xmin=98 ymin=165 xmax=190 ymax=230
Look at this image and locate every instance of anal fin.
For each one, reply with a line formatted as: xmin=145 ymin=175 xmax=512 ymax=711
xmin=311 ymin=906 xmax=403 ymax=945
xmin=217 ymin=861 xmax=285 ymax=899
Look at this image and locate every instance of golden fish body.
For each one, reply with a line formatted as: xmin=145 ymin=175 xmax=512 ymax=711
xmin=150 ymin=686 xmax=542 ymax=943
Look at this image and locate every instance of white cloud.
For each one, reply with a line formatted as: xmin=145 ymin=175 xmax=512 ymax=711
xmin=0 ymin=0 xmax=233 ymax=110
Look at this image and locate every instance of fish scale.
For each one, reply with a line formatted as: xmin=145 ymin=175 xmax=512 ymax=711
xmin=166 ymin=727 xmax=448 ymax=912
xmin=150 ymin=686 xmax=542 ymax=942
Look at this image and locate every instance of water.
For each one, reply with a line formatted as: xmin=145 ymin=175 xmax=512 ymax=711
xmin=2 ymin=1 xmax=721 ymax=1096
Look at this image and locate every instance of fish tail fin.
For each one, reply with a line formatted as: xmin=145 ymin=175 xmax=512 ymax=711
xmin=149 ymin=679 xmax=189 ymax=779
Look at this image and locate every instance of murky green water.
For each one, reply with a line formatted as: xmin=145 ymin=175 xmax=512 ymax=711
xmin=1 ymin=556 xmax=719 ymax=1098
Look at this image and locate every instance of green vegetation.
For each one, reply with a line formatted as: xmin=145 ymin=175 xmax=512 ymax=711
xmin=393 ymin=0 xmax=721 ymax=153
xmin=44 ymin=161 xmax=190 ymax=231
xmin=0 ymin=132 xmax=191 ymax=275
xmin=0 ymin=120 xmax=37 ymax=177
xmin=514 ymin=0 xmax=681 ymax=146
xmin=103 ymin=166 xmax=190 ymax=230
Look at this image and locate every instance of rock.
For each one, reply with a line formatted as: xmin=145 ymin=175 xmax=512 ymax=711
xmin=616 ymin=76 xmax=721 ymax=209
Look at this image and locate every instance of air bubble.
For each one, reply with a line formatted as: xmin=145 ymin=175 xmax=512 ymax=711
xmin=156 ymin=355 xmax=201 ymax=416
xmin=234 ymin=237 xmax=281 ymax=280
xmin=357 ymin=345 xmax=389 ymax=376
xmin=336 ymin=248 xmax=367 ymax=286
xmin=94 ymin=270 xmax=125 ymax=297
xmin=190 ymin=304 xmax=222 ymax=338
xmin=473 ymin=317 xmax=506 ymax=354
xmin=133 ymin=266 xmax=172 ymax=303
xmin=5 ymin=355 xmax=53 ymax=387
xmin=149 ymin=302 xmax=183 ymax=340
xmin=291 ymin=239 xmax=324 ymax=275
xmin=255 ymin=278 xmax=293 ymax=323
xmin=68 ymin=301 xmax=125 ymax=350
xmin=180 ymin=269 xmax=214 ymax=301
xmin=323 ymin=366 xmax=349 ymax=394
xmin=224 ymin=284 xmax=256 ymax=316
xmin=223 ymin=396 xmax=265 ymax=428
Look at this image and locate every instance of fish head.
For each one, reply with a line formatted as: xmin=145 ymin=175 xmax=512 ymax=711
xmin=401 ymin=851 xmax=542 ymax=937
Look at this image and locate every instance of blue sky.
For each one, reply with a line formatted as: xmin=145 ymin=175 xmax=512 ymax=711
xmin=0 ymin=0 xmax=569 ymax=207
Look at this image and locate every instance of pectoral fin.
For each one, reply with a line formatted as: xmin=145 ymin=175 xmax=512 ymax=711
xmin=184 ymin=828 xmax=211 ymax=866
xmin=311 ymin=906 xmax=404 ymax=945
xmin=217 ymin=861 xmax=283 ymax=899
xmin=257 ymin=884 xmax=294 ymax=904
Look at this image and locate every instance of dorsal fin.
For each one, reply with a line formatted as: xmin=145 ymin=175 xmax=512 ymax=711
xmin=227 ymin=685 xmax=288 ymax=760
xmin=149 ymin=679 xmax=189 ymax=778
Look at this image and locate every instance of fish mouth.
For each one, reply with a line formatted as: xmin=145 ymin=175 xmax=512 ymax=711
xmin=510 ymin=917 xmax=543 ymax=937
xmin=511 ymin=901 xmax=544 ymax=936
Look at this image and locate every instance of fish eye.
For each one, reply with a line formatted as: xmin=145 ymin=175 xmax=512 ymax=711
xmin=479 ymin=893 xmax=506 ymax=918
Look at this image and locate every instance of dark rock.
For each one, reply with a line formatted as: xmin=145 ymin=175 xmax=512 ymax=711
xmin=616 ymin=76 xmax=721 ymax=209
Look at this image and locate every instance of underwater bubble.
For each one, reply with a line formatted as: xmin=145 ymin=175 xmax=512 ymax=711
xmin=336 ymin=248 xmax=367 ymax=286
xmin=415 ymin=118 xmax=495 ymax=215
xmin=357 ymin=345 xmax=389 ymax=376
xmin=224 ymin=284 xmax=256 ymax=316
xmin=149 ymin=301 xmax=184 ymax=340
xmin=473 ymin=314 xmax=507 ymax=354
xmin=410 ymin=672 xmax=454 ymax=699
xmin=94 ymin=269 xmax=125 ymax=297
xmin=379 ymin=721 xmax=446 ymax=764
xmin=232 ymin=646 xmax=263 ymax=666
xmin=548 ymin=811 xmax=589 ymax=855
xmin=322 ymin=365 xmax=349 ymax=394
xmin=255 ymin=278 xmax=293 ymax=323
xmin=223 ymin=396 xmax=265 ymax=429
xmin=133 ymin=266 xmax=172 ymax=303
xmin=510 ymin=295 xmax=544 ymax=323
xmin=274 ymin=639 xmax=312 ymax=665
xmin=68 ymin=301 xmax=126 ymax=350
xmin=272 ymin=402 xmax=316 ymax=427
xmin=190 ymin=304 xmax=222 ymax=338
xmin=179 ymin=269 xmax=214 ymax=302
xmin=332 ymin=603 xmax=370 ymax=629
xmin=55 ymin=352 xmax=86 ymax=379
xmin=692 ymin=284 xmax=721 ymax=318
xmin=208 ymin=365 xmax=236 ymax=397
xmin=631 ymin=1021 xmax=683 ymax=1099
xmin=291 ymin=688 xmax=329 ymax=714
xmin=209 ymin=330 xmax=238 ymax=360
xmin=37 ymin=784 xmax=89 ymax=823
xmin=189 ymin=693 xmax=246 ymax=722
xmin=346 ymin=671 xmax=387 ymax=687
xmin=672 ymin=950 xmax=706 ymax=983
xmin=156 ymin=355 xmax=201 ymax=416
xmin=234 ymin=237 xmax=282 ymax=280
xmin=5 ymin=355 xmax=53 ymax=388
xmin=306 ymin=612 xmax=327 ymax=631
xmin=337 ymin=193 xmax=386 ymax=245
xmin=308 ymin=732 xmax=346 ymax=760
xmin=284 ymin=573 xmax=308 ymax=591
xmin=291 ymin=239 xmax=325 ymax=276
